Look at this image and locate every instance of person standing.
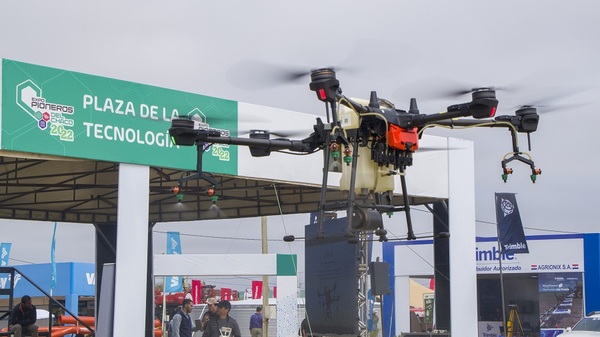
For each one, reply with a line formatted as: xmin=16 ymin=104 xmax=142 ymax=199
xmin=369 ymin=311 xmax=379 ymax=337
xmin=171 ymin=299 xmax=195 ymax=337
xmin=300 ymin=317 xmax=311 ymax=337
xmin=9 ymin=295 xmax=39 ymax=337
xmin=249 ymin=306 xmax=263 ymax=337
xmin=202 ymin=300 xmax=241 ymax=337
xmin=199 ymin=297 xmax=218 ymax=332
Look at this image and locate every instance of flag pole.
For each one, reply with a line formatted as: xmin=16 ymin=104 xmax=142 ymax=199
xmin=495 ymin=223 xmax=507 ymax=337
xmin=50 ymin=222 xmax=57 ymax=297
xmin=162 ymin=276 xmax=167 ymax=336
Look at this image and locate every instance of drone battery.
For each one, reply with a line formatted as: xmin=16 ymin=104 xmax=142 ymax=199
xmin=388 ymin=124 xmax=418 ymax=151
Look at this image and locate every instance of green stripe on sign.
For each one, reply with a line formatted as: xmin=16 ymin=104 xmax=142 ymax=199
xmin=277 ymin=254 xmax=297 ymax=276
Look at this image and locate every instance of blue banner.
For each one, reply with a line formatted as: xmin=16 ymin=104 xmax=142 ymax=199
xmin=0 ymin=243 xmax=11 ymax=266
xmin=495 ymin=193 xmax=529 ymax=254
xmin=165 ymin=232 xmax=182 ymax=292
xmin=51 ymin=222 xmax=57 ymax=290
xmin=166 ymin=231 xmax=182 ymax=254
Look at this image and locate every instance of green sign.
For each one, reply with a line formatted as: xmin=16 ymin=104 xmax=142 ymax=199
xmin=424 ymin=293 xmax=434 ymax=323
xmin=0 ymin=59 xmax=238 ymax=174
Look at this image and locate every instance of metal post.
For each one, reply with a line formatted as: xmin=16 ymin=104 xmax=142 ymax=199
xmin=496 ymin=225 xmax=507 ymax=337
xmin=261 ymin=216 xmax=269 ymax=337
xmin=358 ymin=232 xmax=369 ymax=337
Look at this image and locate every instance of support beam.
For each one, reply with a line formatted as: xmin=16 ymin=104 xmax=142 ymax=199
xmin=113 ymin=164 xmax=150 ymax=337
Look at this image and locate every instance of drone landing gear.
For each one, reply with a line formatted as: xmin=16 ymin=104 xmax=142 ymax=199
xmin=502 ymin=128 xmax=542 ymax=183
xmin=173 ymin=141 xmax=218 ymax=201
xmin=502 ymin=153 xmax=542 ymax=183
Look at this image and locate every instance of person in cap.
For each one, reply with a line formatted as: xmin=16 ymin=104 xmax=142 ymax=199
xmin=9 ymin=295 xmax=39 ymax=337
xmin=249 ymin=306 xmax=263 ymax=337
xmin=202 ymin=300 xmax=241 ymax=337
xmin=199 ymin=297 xmax=218 ymax=332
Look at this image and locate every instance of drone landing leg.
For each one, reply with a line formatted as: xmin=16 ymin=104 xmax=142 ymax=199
xmin=316 ymin=132 xmax=333 ymax=239
xmin=400 ymin=170 xmax=416 ymax=240
xmin=180 ymin=142 xmax=217 ymax=187
xmin=345 ymin=136 xmax=361 ymax=237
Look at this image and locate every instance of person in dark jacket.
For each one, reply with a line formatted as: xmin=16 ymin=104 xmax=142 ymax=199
xmin=202 ymin=300 xmax=241 ymax=337
xmin=171 ymin=298 xmax=195 ymax=337
xmin=9 ymin=295 xmax=39 ymax=337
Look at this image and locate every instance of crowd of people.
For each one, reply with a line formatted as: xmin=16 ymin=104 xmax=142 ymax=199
xmin=168 ymin=297 xmax=241 ymax=337
xmin=10 ymin=293 xmax=377 ymax=337
xmin=166 ymin=299 xmax=378 ymax=337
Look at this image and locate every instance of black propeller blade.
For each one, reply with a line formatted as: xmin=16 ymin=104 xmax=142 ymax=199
xmin=393 ymin=77 xmax=514 ymax=102
xmin=226 ymin=38 xmax=414 ymax=91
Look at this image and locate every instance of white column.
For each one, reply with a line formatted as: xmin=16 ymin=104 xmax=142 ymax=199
xmin=447 ymin=138 xmax=477 ymax=335
xmin=276 ymin=275 xmax=299 ymax=337
xmin=394 ymin=276 xmax=411 ymax=333
xmin=113 ymin=163 xmax=150 ymax=336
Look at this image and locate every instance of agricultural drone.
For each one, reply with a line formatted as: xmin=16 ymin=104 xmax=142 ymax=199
xmin=168 ymin=68 xmax=541 ymax=241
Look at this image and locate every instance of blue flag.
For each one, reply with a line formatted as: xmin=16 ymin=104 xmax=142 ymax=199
xmin=51 ymin=222 xmax=57 ymax=289
xmin=0 ymin=243 xmax=11 ymax=266
xmin=165 ymin=232 xmax=183 ymax=292
xmin=166 ymin=232 xmax=182 ymax=254
xmin=495 ymin=193 xmax=529 ymax=254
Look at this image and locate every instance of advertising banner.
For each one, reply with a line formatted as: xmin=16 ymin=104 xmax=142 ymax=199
xmin=191 ymin=279 xmax=202 ymax=304
xmin=539 ymin=273 xmax=583 ymax=330
xmin=0 ymin=243 xmax=11 ymax=266
xmin=221 ymin=288 xmax=232 ymax=301
xmin=495 ymin=193 xmax=529 ymax=254
xmin=165 ymin=232 xmax=182 ymax=292
xmin=476 ymin=237 xmax=584 ymax=274
xmin=305 ymin=217 xmax=359 ymax=335
xmin=0 ymin=59 xmax=238 ymax=173
xmin=251 ymin=280 xmax=262 ymax=299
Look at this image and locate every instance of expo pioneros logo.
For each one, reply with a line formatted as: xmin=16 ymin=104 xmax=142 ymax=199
xmin=16 ymin=79 xmax=75 ymax=141
xmin=500 ymin=198 xmax=515 ymax=217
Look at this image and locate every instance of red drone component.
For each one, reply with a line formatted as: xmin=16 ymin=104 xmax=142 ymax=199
xmin=329 ymin=142 xmax=340 ymax=151
xmin=388 ymin=124 xmax=419 ymax=151
xmin=533 ymin=168 xmax=542 ymax=175
xmin=206 ymin=187 xmax=216 ymax=197
xmin=318 ymin=88 xmax=327 ymax=101
xmin=171 ymin=186 xmax=180 ymax=194
xmin=343 ymin=146 xmax=352 ymax=156
xmin=504 ymin=168 xmax=514 ymax=174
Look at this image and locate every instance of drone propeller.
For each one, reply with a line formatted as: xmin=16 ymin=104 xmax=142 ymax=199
xmin=225 ymin=60 xmax=317 ymax=90
xmin=226 ymin=38 xmax=413 ymax=91
xmin=509 ymin=84 xmax=594 ymax=114
xmin=443 ymin=85 xmax=511 ymax=98
xmin=393 ymin=77 xmax=515 ymax=103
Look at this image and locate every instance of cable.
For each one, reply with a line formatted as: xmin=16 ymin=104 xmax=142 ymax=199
xmin=419 ymin=120 xmax=519 ymax=148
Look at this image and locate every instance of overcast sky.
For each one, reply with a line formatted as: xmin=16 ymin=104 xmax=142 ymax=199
xmin=1 ymin=0 xmax=599 ymax=291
